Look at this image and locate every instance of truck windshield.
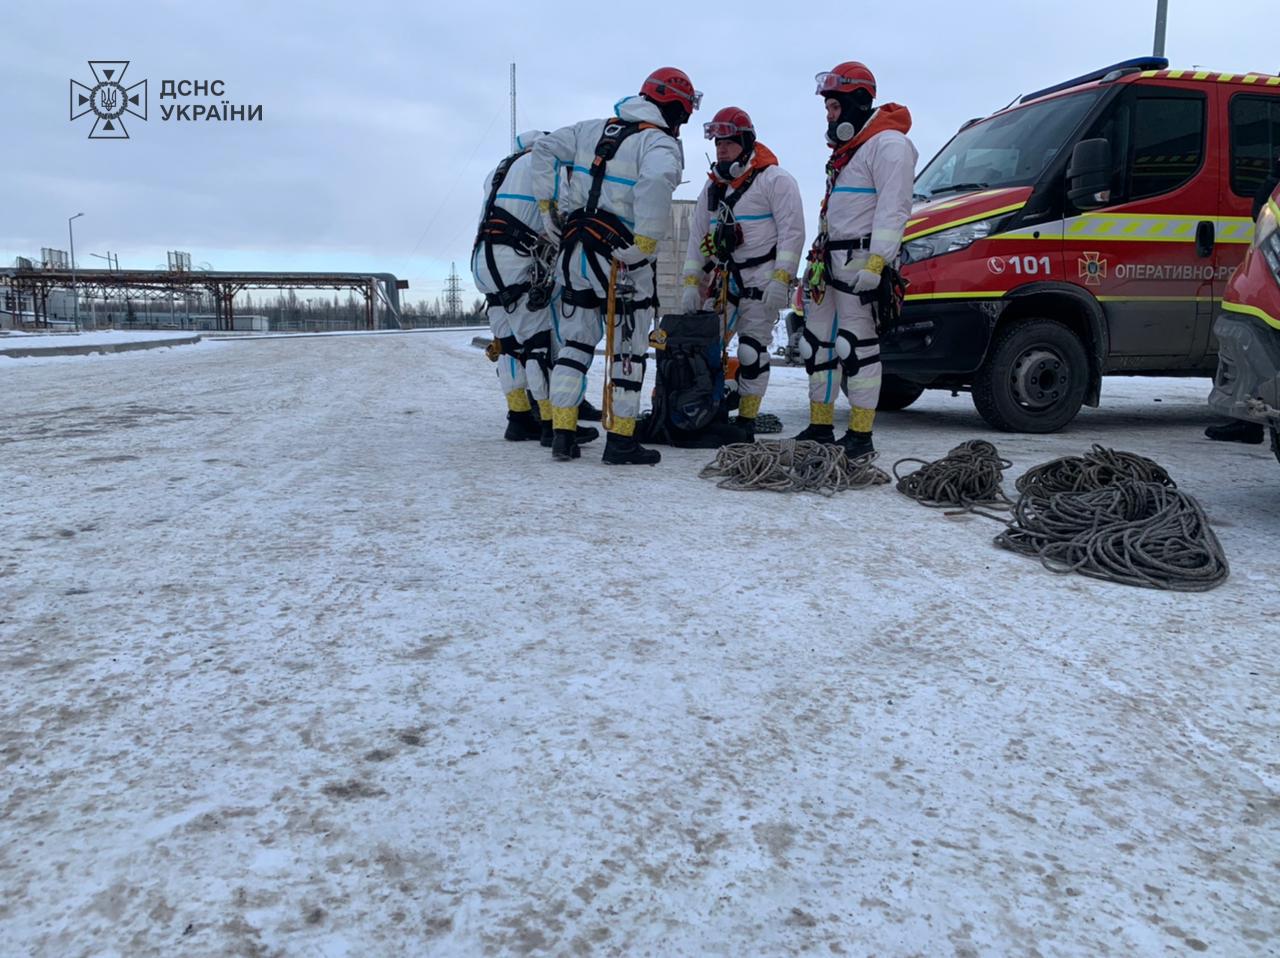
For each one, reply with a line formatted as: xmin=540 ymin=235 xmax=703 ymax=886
xmin=916 ymin=90 xmax=1103 ymax=199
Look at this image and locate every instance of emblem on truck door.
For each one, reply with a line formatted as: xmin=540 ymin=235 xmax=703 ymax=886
xmin=1078 ymin=251 xmax=1108 ymax=286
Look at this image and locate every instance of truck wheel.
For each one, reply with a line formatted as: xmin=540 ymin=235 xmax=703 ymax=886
xmin=878 ymin=375 xmax=926 ymax=411
xmin=972 ymin=318 xmax=1089 ymax=433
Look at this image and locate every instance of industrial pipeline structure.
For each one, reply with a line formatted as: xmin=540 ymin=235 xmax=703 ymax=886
xmin=1 ymin=262 xmax=408 ymax=331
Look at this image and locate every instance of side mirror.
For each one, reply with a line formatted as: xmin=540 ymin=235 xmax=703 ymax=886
xmin=1067 ymin=138 xmax=1113 ymax=210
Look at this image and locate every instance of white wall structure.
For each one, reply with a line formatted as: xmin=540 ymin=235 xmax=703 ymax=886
xmin=655 ymin=199 xmax=696 ymax=318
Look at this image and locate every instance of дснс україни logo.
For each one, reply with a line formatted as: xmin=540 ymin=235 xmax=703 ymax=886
xmin=70 ymin=61 xmax=147 ymax=139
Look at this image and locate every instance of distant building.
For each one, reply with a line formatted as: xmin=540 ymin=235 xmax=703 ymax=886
xmin=655 ymin=199 xmax=696 ymax=317
xmin=2 ymin=286 xmax=75 ymax=328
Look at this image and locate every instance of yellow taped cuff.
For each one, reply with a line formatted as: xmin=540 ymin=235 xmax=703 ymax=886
xmin=611 ymin=416 xmax=637 ymax=437
xmin=506 ymin=389 xmax=532 ymax=413
xmin=551 ymin=406 xmax=579 ymax=430
xmin=866 ymin=254 xmax=886 ymax=275
xmin=850 ymin=406 xmax=876 ymax=432
xmin=809 ymin=401 xmax=834 ymax=426
xmin=682 ymin=273 xmax=701 ymax=287
xmin=537 ymin=199 xmax=553 ymax=213
xmin=739 ymin=394 xmax=762 ymax=419
xmin=537 ymin=399 xmax=551 ymax=421
xmin=770 ymin=269 xmax=793 ymax=285
xmin=634 ymin=234 xmax=658 ymax=255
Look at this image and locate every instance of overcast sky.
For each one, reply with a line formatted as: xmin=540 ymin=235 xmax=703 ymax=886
xmin=4 ymin=1 xmax=1277 ymax=304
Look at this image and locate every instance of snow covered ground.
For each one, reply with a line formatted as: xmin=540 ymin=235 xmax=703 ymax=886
xmin=2 ymin=330 xmax=1277 ymax=956
xmin=0 ymin=329 xmax=199 ymax=347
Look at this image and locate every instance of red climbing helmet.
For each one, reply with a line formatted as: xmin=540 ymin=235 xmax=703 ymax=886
xmin=641 ymin=67 xmax=702 ymax=113
xmin=703 ymin=106 xmax=754 ymax=140
xmin=815 ymin=61 xmax=877 ymax=99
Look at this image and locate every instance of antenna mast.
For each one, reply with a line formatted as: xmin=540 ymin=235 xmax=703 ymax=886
xmin=510 ymin=63 xmax=517 ymax=152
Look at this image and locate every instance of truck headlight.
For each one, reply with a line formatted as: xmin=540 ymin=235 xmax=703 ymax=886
xmin=1254 ymin=201 xmax=1280 ymax=281
xmin=901 ymin=216 xmax=1000 ymax=264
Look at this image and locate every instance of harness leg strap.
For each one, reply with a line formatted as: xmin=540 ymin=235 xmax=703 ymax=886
xmin=800 ymin=327 xmax=839 ymax=376
xmin=737 ymin=334 xmax=770 ymax=382
xmin=836 ymin=329 xmax=881 ymax=376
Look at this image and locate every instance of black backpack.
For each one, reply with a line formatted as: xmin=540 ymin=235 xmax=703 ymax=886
xmin=641 ymin=311 xmax=742 ymax=448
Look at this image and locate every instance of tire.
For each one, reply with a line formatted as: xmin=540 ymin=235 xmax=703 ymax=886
xmin=877 ymin=374 xmax=926 ymax=412
xmin=971 ymin=318 xmax=1089 ymax=433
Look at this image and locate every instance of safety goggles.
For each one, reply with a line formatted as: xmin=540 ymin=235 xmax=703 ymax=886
xmin=703 ymin=120 xmax=750 ymax=139
xmin=814 ymin=71 xmax=865 ymax=95
xmin=656 ymin=85 xmax=702 ymax=112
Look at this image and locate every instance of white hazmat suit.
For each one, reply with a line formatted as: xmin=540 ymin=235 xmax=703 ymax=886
xmin=802 ymin=105 xmax=917 ymax=439
xmin=529 ymin=96 xmax=683 ymax=446
xmin=471 ymin=130 xmax=563 ymax=437
xmin=682 ymin=144 xmax=805 ymax=424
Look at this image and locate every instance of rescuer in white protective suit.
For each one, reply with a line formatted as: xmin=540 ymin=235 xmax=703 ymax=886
xmin=680 ymin=106 xmax=805 ymax=441
xmin=529 ymin=67 xmax=698 ymax=465
xmin=472 ymin=131 xmax=599 ymax=447
xmin=796 ymin=61 xmax=917 ymax=460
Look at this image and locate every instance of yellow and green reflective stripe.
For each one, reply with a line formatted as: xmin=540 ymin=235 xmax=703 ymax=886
xmin=1062 ymin=213 xmax=1254 ymax=244
xmin=904 ymin=290 xmax=1005 ymax=301
xmin=903 ymin=201 xmax=1027 ymax=242
xmin=1222 ymin=299 xmax=1280 ymax=331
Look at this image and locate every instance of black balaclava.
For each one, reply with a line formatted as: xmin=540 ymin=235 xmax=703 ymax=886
xmin=713 ymin=130 xmax=757 ymax=180
xmin=645 ymin=95 xmax=691 ymax=136
xmin=826 ymin=89 xmax=874 ymax=146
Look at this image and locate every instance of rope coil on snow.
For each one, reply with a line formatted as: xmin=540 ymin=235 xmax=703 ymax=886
xmin=700 ymin=440 xmax=889 ymax=495
xmin=1015 ymin=444 xmax=1175 ymax=499
xmin=994 ymin=479 xmax=1229 ymax=592
xmin=893 ymin=439 xmax=1013 ymax=511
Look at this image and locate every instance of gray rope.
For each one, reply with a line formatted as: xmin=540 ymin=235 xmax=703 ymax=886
xmin=750 ymin=413 xmax=784 ymax=434
xmin=700 ymin=440 xmax=889 ymax=495
xmin=893 ymin=439 xmax=1013 ymax=511
xmin=994 ymin=479 xmax=1229 ymax=592
xmin=1015 ymin=444 xmax=1175 ymax=499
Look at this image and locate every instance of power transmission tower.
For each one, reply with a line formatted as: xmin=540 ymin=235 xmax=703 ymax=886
xmin=445 ymin=262 xmax=462 ymax=320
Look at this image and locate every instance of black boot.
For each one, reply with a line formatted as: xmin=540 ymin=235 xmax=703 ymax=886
xmin=578 ymin=398 xmax=604 ymax=422
xmin=504 ymin=409 xmax=542 ymax=441
xmin=602 ymin=432 xmax=661 ymax=465
xmin=541 ymin=420 xmax=601 ymax=448
xmin=793 ymin=423 xmax=836 ymax=444
xmin=838 ymin=429 xmax=875 ymax=460
xmin=735 ymin=417 xmax=756 ymax=443
xmin=550 ymin=429 xmax=581 ymax=461
xmin=1204 ymin=420 xmax=1265 ymax=444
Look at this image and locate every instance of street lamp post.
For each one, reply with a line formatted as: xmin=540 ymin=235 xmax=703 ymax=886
xmin=68 ymin=213 xmax=84 ymax=330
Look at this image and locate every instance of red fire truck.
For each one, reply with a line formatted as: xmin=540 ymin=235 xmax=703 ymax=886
xmin=886 ymin=56 xmax=1280 ymax=432
xmin=1208 ymin=184 xmax=1280 ymax=459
